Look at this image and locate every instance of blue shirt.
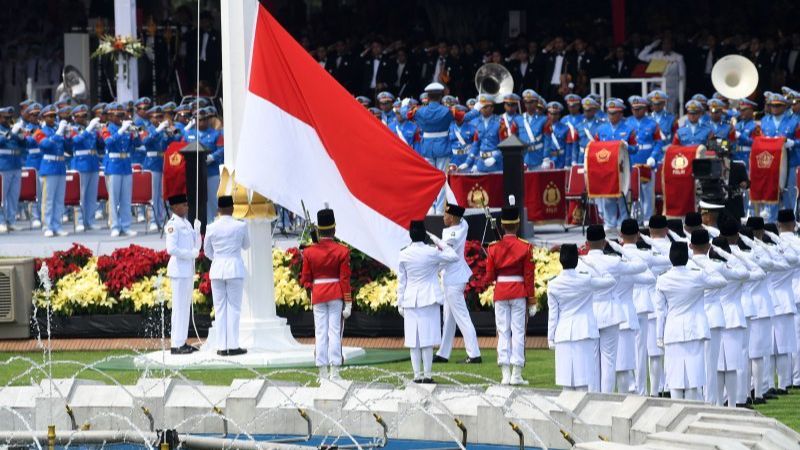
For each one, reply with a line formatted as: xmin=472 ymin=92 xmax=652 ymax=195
xmin=36 ymin=125 xmax=69 ymax=176
xmin=142 ymin=123 xmax=169 ymax=172
xmin=392 ymin=120 xmax=420 ymax=155
xmin=761 ymin=113 xmax=800 ymax=167
xmin=595 ymin=120 xmax=639 ymax=166
xmin=674 ymin=121 xmax=713 ymax=146
xmin=22 ymin=120 xmax=42 ymax=169
xmin=184 ymin=127 xmax=224 ymax=177
xmin=473 ymin=114 xmax=503 ymax=172
xmin=650 ymin=110 xmax=675 ymax=144
xmin=413 ymin=101 xmax=453 ymax=159
xmin=68 ymin=127 xmax=101 ymax=173
xmin=448 ymin=120 xmax=477 ymax=168
xmin=103 ymin=122 xmax=142 ymax=175
xmin=545 ymin=120 xmax=573 ymax=168
xmin=0 ymin=124 xmax=25 ymax=171
xmin=626 ymin=115 xmax=661 ymax=164
xmin=574 ymin=115 xmax=606 ymax=166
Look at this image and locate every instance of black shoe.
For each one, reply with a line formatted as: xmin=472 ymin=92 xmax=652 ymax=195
xmin=775 ymin=388 xmax=789 ymax=395
xmin=753 ymin=397 xmax=766 ymax=405
xmin=767 ymin=388 xmax=778 ymax=395
xmin=184 ymin=344 xmax=199 ymax=353
xmin=171 ymin=345 xmax=195 ymax=355
xmin=461 ymin=356 xmax=483 ymax=364
xmin=745 ymin=397 xmax=754 ymax=406
xmin=661 ymin=392 xmax=671 ymax=398
xmin=217 ymin=350 xmax=229 ymax=356
xmin=413 ymin=378 xmax=423 ymax=384
xmin=421 ymin=377 xmax=435 ymax=384
xmin=736 ymin=403 xmax=754 ymax=410
xmin=226 ymin=348 xmax=247 ymax=356
xmin=763 ymin=392 xmax=778 ymax=400
xmin=432 ymin=355 xmax=449 ymax=363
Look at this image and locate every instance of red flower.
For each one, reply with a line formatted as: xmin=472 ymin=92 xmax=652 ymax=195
xmin=198 ymin=272 xmax=212 ymax=295
xmin=97 ymin=244 xmax=170 ymax=296
xmin=35 ymin=243 xmax=93 ymax=285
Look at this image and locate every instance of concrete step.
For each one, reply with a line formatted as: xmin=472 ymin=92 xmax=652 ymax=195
xmin=692 ymin=412 xmax=800 ymax=448
xmin=684 ymin=422 xmax=799 ymax=450
xmin=575 ymin=442 xmax=660 ymax=450
xmin=645 ymin=431 xmax=752 ymax=450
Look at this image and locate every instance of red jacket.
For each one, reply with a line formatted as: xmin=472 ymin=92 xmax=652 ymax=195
xmin=486 ymin=235 xmax=535 ymax=304
xmin=299 ymin=238 xmax=352 ymax=304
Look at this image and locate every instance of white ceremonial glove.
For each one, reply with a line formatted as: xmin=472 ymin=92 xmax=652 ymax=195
xmin=458 ymin=163 xmax=469 ymax=171
xmin=342 ymin=302 xmax=352 ymax=319
xmin=206 ymin=155 xmax=215 ymax=164
xmin=656 ymin=338 xmax=664 ymax=349
xmin=55 ymin=120 xmax=68 ymax=136
xmin=738 ymin=234 xmax=759 ymax=248
xmin=541 ymin=158 xmax=552 ymax=169
xmin=184 ymin=119 xmax=196 ymax=131
xmin=426 ymin=231 xmax=444 ymax=249
xmin=764 ymin=230 xmax=782 ymax=244
xmin=11 ymin=121 xmax=23 ymax=135
xmin=735 ymin=131 xmax=741 ymax=139
xmin=786 ymin=138 xmax=795 ymax=149
xmin=571 ymin=161 xmax=579 ymax=166
xmin=401 ymin=98 xmax=411 ymax=108
xmin=118 ymin=120 xmax=132 ymax=135
xmin=547 ymin=340 xmax=556 ymax=350
xmin=646 ymin=157 xmax=656 ymax=168
xmin=156 ymin=121 xmax=169 ymax=133
xmin=639 ymin=234 xmax=657 ymax=248
xmin=86 ymin=117 xmax=101 ymax=133
xmin=607 ymin=240 xmax=624 ymax=254
xmin=397 ymin=306 xmax=404 ymax=318
xmin=471 ymin=165 xmax=479 ymax=173
xmin=528 ymin=304 xmax=538 ymax=318
xmin=711 ymin=245 xmax=732 ymax=261
xmin=667 ymin=229 xmax=686 ymax=242
xmin=193 ymin=218 xmax=202 ymax=230
xmin=484 ymin=156 xmax=496 ymax=167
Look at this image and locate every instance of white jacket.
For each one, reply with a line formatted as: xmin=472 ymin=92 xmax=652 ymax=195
xmin=204 ymin=215 xmax=250 ymax=280
xmin=763 ymin=239 xmax=799 ymax=315
xmin=581 ymin=249 xmax=648 ymax=330
xmin=779 ymin=231 xmax=800 ymax=304
xmin=691 ymin=254 xmax=748 ymax=329
xmin=654 ymin=265 xmax=726 ymax=344
xmin=441 ymin=220 xmax=472 ymax=285
xmin=397 ymin=242 xmax=458 ymax=309
xmin=165 ymin=214 xmax=201 ymax=278
xmin=547 ymin=268 xmax=615 ymax=343
xmin=730 ymin=247 xmax=765 ymax=318
xmin=621 ymin=243 xmax=669 ymax=315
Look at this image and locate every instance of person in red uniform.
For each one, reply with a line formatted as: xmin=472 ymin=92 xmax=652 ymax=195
xmin=300 ymin=208 xmax=352 ymax=381
xmin=486 ymin=196 xmax=537 ymax=385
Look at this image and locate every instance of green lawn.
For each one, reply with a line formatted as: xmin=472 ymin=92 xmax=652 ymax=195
xmin=1 ymin=349 xmax=797 ymax=431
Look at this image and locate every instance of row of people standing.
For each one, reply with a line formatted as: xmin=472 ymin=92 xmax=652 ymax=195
xmin=0 ymin=96 xmax=225 ymax=236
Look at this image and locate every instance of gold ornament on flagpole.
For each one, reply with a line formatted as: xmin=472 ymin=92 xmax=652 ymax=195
xmin=218 ymin=167 xmax=276 ymax=219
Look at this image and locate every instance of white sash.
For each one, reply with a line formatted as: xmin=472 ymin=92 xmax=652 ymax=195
xmin=522 ymin=113 xmax=535 ymax=143
xmin=395 ymin=125 xmax=409 ymax=145
xmin=454 ymin=126 xmax=466 ymax=146
xmin=502 ymin=113 xmax=512 ymax=132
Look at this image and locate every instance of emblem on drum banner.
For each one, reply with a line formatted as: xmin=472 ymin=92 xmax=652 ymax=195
xmin=467 ymin=184 xmax=489 ymax=208
xmin=169 ymin=152 xmax=183 ymax=167
xmin=671 ymin=153 xmax=689 ymax=174
xmin=756 ymin=151 xmax=774 ymax=169
xmin=572 ymin=203 xmax=584 ymax=223
xmin=543 ymin=181 xmax=561 ymax=213
xmin=596 ymin=148 xmax=611 ymax=163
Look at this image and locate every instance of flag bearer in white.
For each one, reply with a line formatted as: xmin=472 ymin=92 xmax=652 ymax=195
xmin=644 ymin=215 xmax=673 ymax=396
xmin=397 ymin=220 xmax=459 ymax=383
xmin=434 ymin=203 xmax=482 ymax=364
xmin=776 ymin=210 xmax=800 ymax=389
xmin=581 ymin=224 xmax=648 ymax=393
xmin=299 ymin=208 xmax=352 ymax=381
xmin=165 ymin=194 xmax=202 ymax=354
xmin=654 ymin=242 xmax=726 ymax=401
xmin=204 ymin=195 xmax=250 ymax=356
xmin=616 ymin=219 xmax=670 ymax=396
xmin=547 ymin=244 xmax=615 ymax=391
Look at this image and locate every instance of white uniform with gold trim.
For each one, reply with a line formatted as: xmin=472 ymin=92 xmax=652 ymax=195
xmin=165 ymin=213 xmax=201 ymax=348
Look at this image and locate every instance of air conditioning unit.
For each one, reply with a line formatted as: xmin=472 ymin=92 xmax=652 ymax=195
xmin=0 ymin=258 xmax=35 ymax=339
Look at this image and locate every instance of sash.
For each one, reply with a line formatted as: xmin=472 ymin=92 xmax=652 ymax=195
xmin=522 ymin=113 xmax=535 ymax=143
xmin=454 ymin=126 xmax=466 ymax=147
xmin=395 ymin=125 xmax=409 ymax=145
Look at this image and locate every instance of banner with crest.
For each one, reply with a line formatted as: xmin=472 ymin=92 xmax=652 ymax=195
xmin=749 ymin=137 xmax=787 ymax=205
xmin=585 ymin=140 xmax=629 ymax=198
xmin=661 ymin=144 xmax=703 ymax=217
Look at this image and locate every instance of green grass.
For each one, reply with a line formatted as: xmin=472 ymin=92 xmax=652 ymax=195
xmin=1 ymin=349 xmax=797 ymax=431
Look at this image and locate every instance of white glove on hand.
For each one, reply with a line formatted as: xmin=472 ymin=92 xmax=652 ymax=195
xmin=342 ymin=302 xmax=352 ymax=319
xmin=156 ymin=121 xmax=169 ymax=133
xmin=56 ymin=120 xmax=68 ymax=136
xmin=571 ymin=161 xmax=579 ymax=166
xmin=646 ymin=157 xmax=656 ymax=167
xmin=206 ymin=155 xmax=215 ymax=164
xmin=119 ymin=120 xmax=132 ymax=135
xmin=607 ymin=240 xmax=624 ymax=254
xmin=11 ymin=121 xmax=23 ymax=135
xmin=528 ymin=304 xmax=538 ymax=318
xmin=397 ymin=306 xmax=404 ymax=318
xmin=667 ymin=229 xmax=686 ymax=242
xmin=86 ymin=117 xmax=101 ymax=133
xmin=470 ymin=165 xmax=479 ymax=173
xmin=458 ymin=163 xmax=469 ymax=171
xmin=711 ymin=245 xmax=732 ymax=261
xmin=656 ymin=338 xmax=664 ymax=348
xmin=735 ymin=131 xmax=741 ymax=139
xmin=547 ymin=340 xmax=556 ymax=350
xmin=738 ymin=234 xmax=759 ymax=248
xmin=193 ymin=218 xmax=202 ymax=230
xmin=191 ymin=248 xmax=200 ymax=259
xmin=786 ymin=138 xmax=795 ymax=148
xmin=484 ymin=156 xmax=496 ymax=167
xmin=185 ymin=119 xmax=196 ymax=131
xmin=639 ymin=234 xmax=657 ymax=248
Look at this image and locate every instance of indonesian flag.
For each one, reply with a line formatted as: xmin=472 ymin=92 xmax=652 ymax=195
xmin=235 ymin=5 xmax=445 ymax=270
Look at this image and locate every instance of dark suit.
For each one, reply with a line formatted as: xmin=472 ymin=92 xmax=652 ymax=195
xmin=542 ymin=51 xmax=571 ymax=100
xmin=331 ymin=53 xmax=357 ymax=93
xmin=185 ymin=28 xmax=222 ymax=87
xmin=605 ymin=57 xmax=634 ymax=99
xmin=360 ymin=55 xmax=395 ymax=96
xmin=393 ymin=60 xmax=416 ymax=97
xmin=511 ymin=60 xmax=539 ymax=94
xmin=568 ymin=51 xmax=596 ymax=95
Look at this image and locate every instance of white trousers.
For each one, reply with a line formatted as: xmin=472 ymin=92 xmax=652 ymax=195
xmin=649 ymin=355 xmax=665 ymax=396
xmin=313 ymin=300 xmax=343 ymax=367
xmin=410 ymin=346 xmax=434 ymax=380
xmin=794 ymin=312 xmax=800 ymax=385
xmin=738 ymin=323 xmax=751 ymax=404
xmin=437 ymin=283 xmax=481 ymax=359
xmin=634 ymin=313 xmax=649 ymax=396
xmin=596 ymin=325 xmax=619 ymax=393
xmin=495 ymin=298 xmax=526 ymax=367
xmin=210 ymin=278 xmax=244 ymax=351
xmin=169 ymin=277 xmax=194 ymax=348
xmin=704 ymin=328 xmax=722 ymax=404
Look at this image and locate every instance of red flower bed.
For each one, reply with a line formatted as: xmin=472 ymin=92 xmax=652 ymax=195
xmin=35 ymin=243 xmax=93 ymax=285
xmin=464 ymin=240 xmax=491 ymax=295
xmin=96 ymin=245 xmax=169 ymax=296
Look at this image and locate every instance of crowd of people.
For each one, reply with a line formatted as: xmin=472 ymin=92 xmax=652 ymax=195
xmin=548 ymin=211 xmax=800 ymax=408
xmin=0 ymin=96 xmax=224 ymax=236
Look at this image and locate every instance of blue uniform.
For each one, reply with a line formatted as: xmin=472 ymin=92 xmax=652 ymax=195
xmin=448 ymin=120 xmax=477 ymax=169
xmin=574 ymin=115 xmax=606 ymax=165
xmin=708 ymin=119 xmax=735 ymax=151
xmin=761 ymin=113 xmax=800 ymax=211
xmin=103 ymin=122 xmax=142 ymax=233
xmin=184 ymin=126 xmax=224 ymax=222
xmin=515 ymin=112 xmax=547 ymax=168
xmin=69 ymin=126 xmax=101 ymax=229
xmin=0 ymin=124 xmax=25 ymax=227
xmin=560 ymin=113 xmax=583 ymax=144
xmin=380 ymin=111 xmax=396 ymax=129
xmin=544 ymin=120 xmax=573 ymax=168
xmin=132 ymin=114 xmax=149 ymax=165
xmin=35 ymin=125 xmax=68 ymax=233
xmin=413 ymin=101 xmax=453 ymax=161
xmin=594 ymin=120 xmax=638 ymax=229
xmin=473 ymin=114 xmax=503 ymax=173
xmin=673 ymin=121 xmax=713 ymax=146
xmin=650 ymin=111 xmax=675 ymax=153
xmin=392 ymin=120 xmax=420 ymax=155
xmin=142 ymin=123 xmax=169 ymax=227
xmin=626 ymin=116 xmax=660 ymax=165
xmin=734 ymin=118 xmax=759 ymax=169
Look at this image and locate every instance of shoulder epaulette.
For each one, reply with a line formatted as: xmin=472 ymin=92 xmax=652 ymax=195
xmin=518 ymin=237 xmax=529 ymax=244
xmin=487 ymin=241 xmax=499 ymax=246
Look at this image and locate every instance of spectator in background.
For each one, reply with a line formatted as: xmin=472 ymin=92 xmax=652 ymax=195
xmin=638 ymin=38 xmax=685 ymax=113
xmin=185 ymin=11 xmax=222 ymax=93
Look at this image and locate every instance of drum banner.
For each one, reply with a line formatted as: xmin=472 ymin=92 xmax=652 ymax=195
xmin=162 ymin=141 xmax=188 ymax=199
xmin=585 ymin=140 xmax=625 ymax=198
xmin=749 ymin=137 xmax=785 ymax=204
xmin=447 ymin=170 xmax=568 ymax=223
xmin=662 ymin=145 xmax=700 ymax=217
xmin=636 ymin=164 xmax=652 ymax=183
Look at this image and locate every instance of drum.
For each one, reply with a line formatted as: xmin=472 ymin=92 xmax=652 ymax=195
xmin=584 ymin=140 xmax=630 ymax=198
xmin=750 ymin=137 xmax=788 ymax=204
xmin=661 ymin=144 xmax=706 ymax=217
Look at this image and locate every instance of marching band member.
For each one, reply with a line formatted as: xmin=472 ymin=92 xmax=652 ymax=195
xmin=102 ymin=102 xmax=141 ymax=237
xmin=376 ymin=91 xmax=396 ymax=127
xmin=0 ymin=107 xmax=25 ymax=233
xmin=68 ymin=104 xmax=102 ymax=232
xmin=143 ymin=106 xmax=171 ymax=231
xmin=761 ymin=95 xmax=800 ymax=214
xmin=397 ymin=220 xmax=459 ymax=383
xmin=594 ymin=98 xmax=637 ymax=231
xmin=673 ymin=100 xmax=714 ymax=146
xmin=543 ymin=101 xmax=573 ymax=168
xmin=472 ymin=94 xmax=504 ymax=173
xmin=626 ymin=96 xmax=662 ymax=222
xmin=435 ymin=203 xmax=482 ymax=364
xmin=486 ymin=198 xmax=536 ymax=385
xmin=547 ymin=244 xmax=615 ymax=391
xmin=34 ymin=105 xmax=70 ymax=237
xmin=647 ymin=90 xmax=676 ymax=148
xmin=409 ymin=82 xmax=453 ymax=211
xmin=574 ymin=97 xmax=605 ymax=168
xmin=183 ymin=107 xmax=224 ymax=223
xmin=516 ymin=90 xmax=547 ymax=169
xmin=21 ymin=103 xmax=44 ymax=229
xmin=300 ymin=207 xmax=352 ymax=381
xmin=448 ymin=105 xmax=477 ymax=172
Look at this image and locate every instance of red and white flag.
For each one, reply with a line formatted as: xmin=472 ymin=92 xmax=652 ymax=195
xmin=235 ymin=5 xmax=445 ymax=270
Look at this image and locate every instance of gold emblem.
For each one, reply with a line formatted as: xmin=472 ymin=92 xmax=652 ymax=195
xmin=166 ymin=226 xmax=174 ymax=234
xmin=596 ymin=148 xmax=611 ymax=163
xmin=467 ymin=184 xmax=489 ymax=208
xmin=543 ymin=181 xmax=561 ymax=207
xmin=169 ymin=153 xmax=183 ymax=167
xmin=671 ymin=153 xmax=689 ymax=170
xmin=572 ymin=204 xmax=584 ymax=223
xmin=756 ymin=151 xmax=774 ymax=169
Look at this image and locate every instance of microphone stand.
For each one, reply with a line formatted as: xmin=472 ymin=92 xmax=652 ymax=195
xmin=479 ymin=198 xmax=500 ymax=255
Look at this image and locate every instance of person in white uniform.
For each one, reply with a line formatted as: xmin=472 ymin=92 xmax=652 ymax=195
xmin=204 ymin=195 xmax=250 ymax=356
xmin=776 ymin=210 xmax=800 ymax=389
xmin=644 ymin=215 xmax=673 ymax=396
xmin=434 ymin=203 xmax=482 ymax=364
xmin=617 ymin=219 xmax=671 ymax=396
xmin=397 ymin=220 xmax=459 ymax=383
xmin=654 ymin=241 xmax=726 ymax=400
xmin=547 ymin=244 xmax=615 ymax=391
xmin=582 ymin=224 xmax=648 ymax=393
xmin=165 ymin=194 xmax=202 ymax=354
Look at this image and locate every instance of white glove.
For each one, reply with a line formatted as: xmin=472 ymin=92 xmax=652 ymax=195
xmin=528 ymin=304 xmax=538 ymax=318
xmin=541 ymin=158 xmax=552 ymax=169
xmin=639 ymin=234 xmax=657 ymax=248
xmin=119 ymin=120 xmax=132 ymax=135
xmin=764 ymin=230 xmax=782 ymax=243
xmin=484 ymin=156 xmax=496 ymax=167
xmin=711 ymin=245 xmax=732 ymax=261
xmin=470 ymin=165 xmax=479 ymax=173
xmin=401 ymin=98 xmax=411 ymax=108
xmin=193 ymin=218 xmax=202 ymax=230
xmin=547 ymin=340 xmax=555 ymax=350
xmin=206 ymin=155 xmax=215 ymax=164
xmin=397 ymin=306 xmax=404 ymax=318
xmin=571 ymin=161 xmax=579 ymax=166
xmin=342 ymin=302 xmax=352 ymax=319
xmin=185 ymin=119 xmax=196 ymax=131
xmin=735 ymin=131 xmax=741 ymax=139
xmin=656 ymin=338 xmax=664 ymax=348
xmin=11 ymin=121 xmax=23 ymax=135
xmin=86 ymin=117 xmax=101 ymax=133
xmin=458 ymin=163 xmax=469 ymax=171
xmin=738 ymin=234 xmax=759 ymax=248
xmin=191 ymin=248 xmax=200 ymax=259
xmin=667 ymin=229 xmax=686 ymax=242
xmin=607 ymin=240 xmax=624 ymax=254
xmin=156 ymin=121 xmax=169 ymax=133
xmin=646 ymin=157 xmax=656 ymax=167
xmin=786 ymin=138 xmax=795 ymax=148
xmin=55 ymin=120 xmax=68 ymax=136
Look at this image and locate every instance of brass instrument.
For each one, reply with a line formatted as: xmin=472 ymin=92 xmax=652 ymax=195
xmin=711 ymin=55 xmax=759 ymax=100
xmin=474 ymin=63 xmax=514 ymax=103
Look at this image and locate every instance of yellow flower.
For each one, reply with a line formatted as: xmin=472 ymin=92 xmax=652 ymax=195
xmin=35 ymin=259 xmax=112 ymax=315
xmin=354 ymin=276 xmax=398 ymax=313
xmin=119 ymin=268 xmax=171 ymax=312
xmin=273 ymin=263 xmax=310 ymax=311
